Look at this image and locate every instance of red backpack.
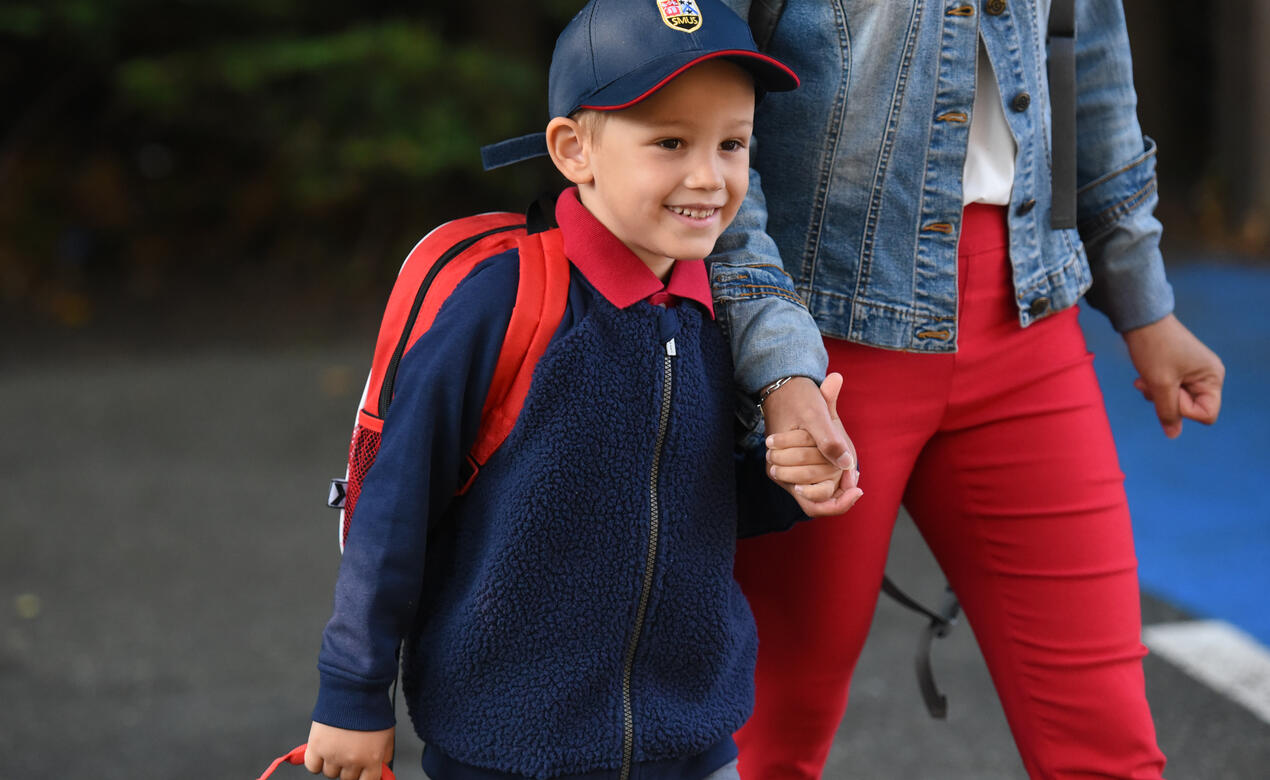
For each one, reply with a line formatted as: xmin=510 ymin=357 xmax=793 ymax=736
xmin=258 ymin=208 xmax=569 ymax=779
xmin=325 ymin=207 xmax=570 ymax=550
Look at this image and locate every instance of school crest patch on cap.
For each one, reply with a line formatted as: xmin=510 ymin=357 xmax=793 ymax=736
xmin=657 ymin=0 xmax=703 ymax=33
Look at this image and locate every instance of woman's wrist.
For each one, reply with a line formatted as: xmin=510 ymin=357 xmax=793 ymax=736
xmin=757 ymin=375 xmax=795 ymax=409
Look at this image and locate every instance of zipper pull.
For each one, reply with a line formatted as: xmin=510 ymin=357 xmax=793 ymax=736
xmin=665 ymin=338 xmax=677 ymax=357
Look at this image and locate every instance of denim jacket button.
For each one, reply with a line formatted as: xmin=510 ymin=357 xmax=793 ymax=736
xmin=1017 ymin=198 xmax=1037 ymax=215
xmin=1028 ymin=297 xmax=1051 ymax=317
xmin=1011 ymin=92 xmax=1031 ymax=112
xmin=985 ymin=0 xmax=1007 ymax=16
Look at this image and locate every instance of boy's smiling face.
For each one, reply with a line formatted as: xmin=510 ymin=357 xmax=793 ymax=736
xmin=548 ymin=60 xmax=756 ymax=279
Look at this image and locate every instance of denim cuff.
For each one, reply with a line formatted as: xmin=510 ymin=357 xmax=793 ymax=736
xmin=713 ymin=291 xmax=827 ymax=394
xmin=1082 ymin=236 xmax=1175 ymax=333
xmin=1076 ymin=137 xmax=1160 ymax=241
xmin=1077 ymin=137 xmax=1175 ymax=332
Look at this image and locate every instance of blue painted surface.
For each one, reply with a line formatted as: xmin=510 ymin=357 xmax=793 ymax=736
xmin=1079 ymin=263 xmax=1270 ymax=645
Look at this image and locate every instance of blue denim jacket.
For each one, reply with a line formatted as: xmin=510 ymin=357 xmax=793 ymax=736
xmin=712 ymin=0 xmax=1174 ymax=393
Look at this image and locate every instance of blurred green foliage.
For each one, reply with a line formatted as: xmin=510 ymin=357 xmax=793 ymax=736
xmin=1 ymin=0 xmax=579 ymax=324
xmin=114 ymin=21 xmax=540 ymax=203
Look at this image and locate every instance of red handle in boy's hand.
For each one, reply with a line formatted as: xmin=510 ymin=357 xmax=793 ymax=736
xmin=257 ymin=744 xmax=396 ymax=780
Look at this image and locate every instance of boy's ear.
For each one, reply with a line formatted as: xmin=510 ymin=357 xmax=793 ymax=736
xmin=545 ymin=116 xmax=594 ymax=185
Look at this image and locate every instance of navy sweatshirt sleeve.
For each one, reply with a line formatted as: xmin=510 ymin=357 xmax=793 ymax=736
xmin=313 ymin=251 xmax=520 ymax=730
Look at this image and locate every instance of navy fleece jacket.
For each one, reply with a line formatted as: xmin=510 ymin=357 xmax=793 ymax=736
xmin=313 ymin=191 xmax=799 ymax=779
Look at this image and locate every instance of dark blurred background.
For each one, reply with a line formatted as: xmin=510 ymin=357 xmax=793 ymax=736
xmin=2 ymin=0 xmax=1268 ymax=353
xmin=1 ymin=0 xmax=578 ymax=353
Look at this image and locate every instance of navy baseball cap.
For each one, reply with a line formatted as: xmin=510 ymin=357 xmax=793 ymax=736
xmin=481 ymin=0 xmax=798 ymax=170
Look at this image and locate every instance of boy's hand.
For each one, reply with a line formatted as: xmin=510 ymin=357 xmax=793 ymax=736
xmin=1122 ymin=313 xmax=1224 ymax=438
xmin=767 ymin=428 xmax=841 ymax=489
xmin=304 ymin=721 xmax=394 ymax=780
xmin=762 ymin=373 xmax=862 ymax=517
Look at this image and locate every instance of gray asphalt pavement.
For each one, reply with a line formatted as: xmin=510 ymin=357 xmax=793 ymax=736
xmin=3 ymin=337 xmax=1267 ymax=779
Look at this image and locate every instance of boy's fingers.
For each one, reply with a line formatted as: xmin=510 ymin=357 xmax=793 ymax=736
xmin=766 ymin=429 xmax=817 ymax=450
xmin=794 ymin=478 xmax=838 ymax=503
xmin=797 ymin=486 xmax=863 ymax=517
xmin=768 ymin=445 xmax=832 ymax=467
xmin=773 ymin=463 xmax=841 ymax=485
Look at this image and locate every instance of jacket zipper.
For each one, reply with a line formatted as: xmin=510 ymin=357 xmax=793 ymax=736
xmin=619 ymin=336 xmax=676 ymax=780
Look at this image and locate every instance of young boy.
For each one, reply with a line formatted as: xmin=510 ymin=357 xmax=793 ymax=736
xmin=302 ymin=2 xmax=819 ymax=778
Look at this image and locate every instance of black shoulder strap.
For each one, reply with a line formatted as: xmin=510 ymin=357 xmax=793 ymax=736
xmin=748 ymin=0 xmax=788 ymax=51
xmin=1047 ymin=0 xmax=1077 ymax=229
xmin=881 ymin=576 xmax=961 ymax=719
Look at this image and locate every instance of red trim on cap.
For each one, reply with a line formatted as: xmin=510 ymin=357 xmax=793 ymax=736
xmin=579 ymin=50 xmax=799 ymax=112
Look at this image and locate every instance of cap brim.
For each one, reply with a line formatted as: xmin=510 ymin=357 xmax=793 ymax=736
xmin=576 ymin=50 xmax=798 ymax=113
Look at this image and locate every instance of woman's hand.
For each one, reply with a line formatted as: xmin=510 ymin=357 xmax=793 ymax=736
xmin=761 ymin=374 xmax=862 ymax=516
xmin=1122 ymin=313 xmax=1224 ymax=438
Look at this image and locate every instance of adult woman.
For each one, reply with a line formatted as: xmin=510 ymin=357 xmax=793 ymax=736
xmin=711 ymin=1 xmax=1225 ymax=777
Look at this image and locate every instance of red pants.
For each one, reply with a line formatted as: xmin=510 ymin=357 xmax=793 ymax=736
xmin=734 ymin=206 xmax=1167 ymax=779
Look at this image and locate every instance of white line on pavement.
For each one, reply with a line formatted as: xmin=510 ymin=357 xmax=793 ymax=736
xmin=1143 ymin=620 xmax=1270 ymax=725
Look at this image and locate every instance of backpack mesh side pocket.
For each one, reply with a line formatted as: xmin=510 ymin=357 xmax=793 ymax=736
xmin=340 ymin=409 xmax=384 ymax=550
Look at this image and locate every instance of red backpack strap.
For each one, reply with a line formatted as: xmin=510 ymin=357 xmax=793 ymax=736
xmin=337 ymin=213 xmax=527 ymax=550
xmin=457 ymin=227 xmax=570 ymax=494
xmin=365 ymin=212 xmax=527 ymax=420
xmin=257 ymin=744 xmax=395 ymax=780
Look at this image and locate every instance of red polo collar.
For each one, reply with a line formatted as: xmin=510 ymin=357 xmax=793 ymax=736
xmin=555 ymin=187 xmax=715 ymax=318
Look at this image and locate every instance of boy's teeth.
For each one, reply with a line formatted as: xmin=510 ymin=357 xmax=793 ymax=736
xmin=669 ymin=206 xmax=716 ymax=219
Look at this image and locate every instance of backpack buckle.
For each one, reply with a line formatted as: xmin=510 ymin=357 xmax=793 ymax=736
xmin=328 ymin=478 xmax=348 ymax=509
